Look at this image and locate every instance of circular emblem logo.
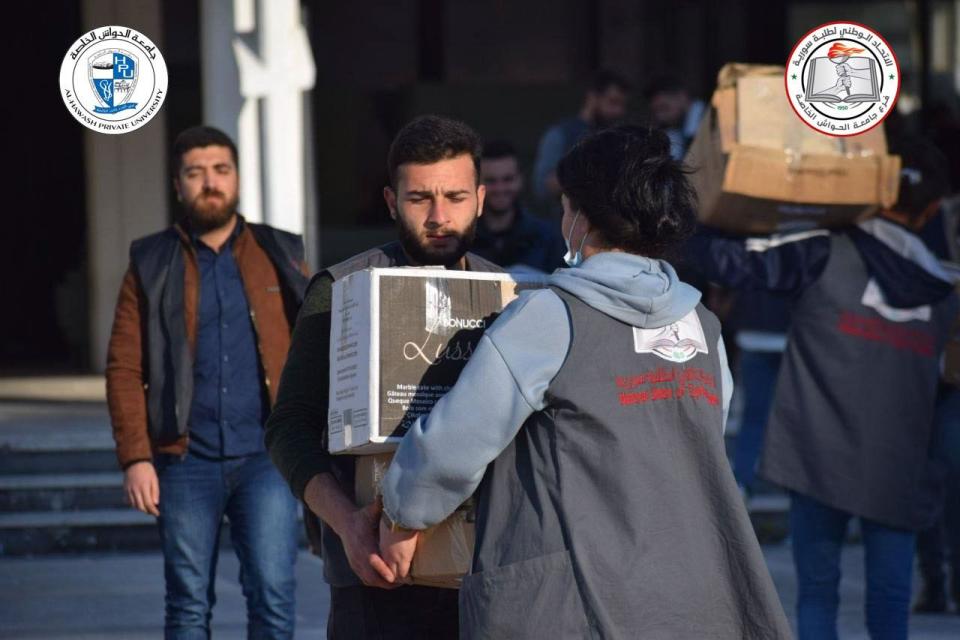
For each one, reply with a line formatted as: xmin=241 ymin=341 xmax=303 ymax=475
xmin=59 ymin=26 xmax=168 ymax=135
xmin=785 ymin=22 xmax=899 ymax=137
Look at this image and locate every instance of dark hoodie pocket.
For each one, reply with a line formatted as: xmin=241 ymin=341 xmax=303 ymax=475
xmin=459 ymin=550 xmax=590 ymax=640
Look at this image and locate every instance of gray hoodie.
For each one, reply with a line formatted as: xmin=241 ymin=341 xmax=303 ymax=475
xmin=382 ymin=251 xmax=733 ymax=530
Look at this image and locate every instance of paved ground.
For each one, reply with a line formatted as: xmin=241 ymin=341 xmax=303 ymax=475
xmin=765 ymin=543 xmax=960 ymax=639
xmin=1 ymin=381 xmax=958 ymax=637
xmin=0 ymin=551 xmax=330 ymax=639
xmin=2 ymin=544 xmax=960 ymax=638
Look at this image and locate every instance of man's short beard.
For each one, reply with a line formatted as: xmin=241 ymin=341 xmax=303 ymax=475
xmin=396 ymin=214 xmax=478 ymax=268
xmin=183 ymin=191 xmax=239 ymax=233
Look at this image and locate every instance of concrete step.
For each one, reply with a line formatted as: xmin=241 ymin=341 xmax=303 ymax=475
xmin=0 ymin=449 xmax=118 ymax=475
xmin=0 ymin=509 xmax=153 ymax=528
xmin=0 ymin=508 xmax=307 ymax=557
xmin=0 ymin=401 xmax=117 ymax=474
xmin=747 ymin=493 xmax=790 ymax=514
xmin=723 ymin=427 xmax=790 ymax=543
xmin=0 ymin=396 xmax=788 ymax=555
xmin=747 ymin=493 xmax=790 ymax=544
xmin=0 ymin=376 xmax=106 ymax=403
xmin=0 ymin=508 xmax=159 ymax=556
xmin=0 ymin=473 xmax=125 ymax=512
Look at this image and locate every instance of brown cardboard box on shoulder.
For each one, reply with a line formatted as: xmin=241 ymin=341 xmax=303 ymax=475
xmin=685 ymin=63 xmax=901 ymax=234
xmin=355 ymin=453 xmax=474 ymax=589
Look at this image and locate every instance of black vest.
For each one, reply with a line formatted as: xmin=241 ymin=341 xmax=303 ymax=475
xmin=129 ymin=222 xmax=307 ymax=445
xmin=761 ymin=233 xmax=958 ymax=530
xmin=460 ymin=289 xmax=791 ymax=639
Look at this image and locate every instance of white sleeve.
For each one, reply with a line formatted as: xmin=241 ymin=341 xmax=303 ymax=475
xmin=717 ymin=335 xmax=734 ymax=434
xmin=380 ymin=290 xmax=570 ymax=529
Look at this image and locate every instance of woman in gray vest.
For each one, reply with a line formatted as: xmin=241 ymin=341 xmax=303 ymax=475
xmin=377 ymin=126 xmax=792 ymax=639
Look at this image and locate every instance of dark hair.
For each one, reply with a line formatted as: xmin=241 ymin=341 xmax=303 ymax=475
xmin=172 ymin=126 xmax=238 ymax=174
xmin=481 ymin=140 xmax=518 ymax=161
xmin=887 ymin=133 xmax=951 ymax=219
xmin=589 ymin=69 xmax=631 ymax=95
xmin=387 ymin=115 xmax=482 ymax=187
xmin=556 ymin=125 xmax=697 ymax=258
xmin=643 ymin=75 xmax=687 ymax=100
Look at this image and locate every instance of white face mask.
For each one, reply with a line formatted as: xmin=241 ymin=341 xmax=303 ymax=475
xmin=563 ymin=212 xmax=590 ymax=267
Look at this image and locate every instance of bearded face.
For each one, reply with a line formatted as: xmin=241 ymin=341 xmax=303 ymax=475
xmin=175 ymin=145 xmax=240 ymax=233
xmin=385 ymin=154 xmax=485 ymax=268
xmin=182 ymin=185 xmax=238 ymax=232
xmin=395 ymin=206 xmax=479 ymax=267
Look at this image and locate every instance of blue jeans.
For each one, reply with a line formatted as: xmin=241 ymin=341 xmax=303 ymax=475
xmin=156 ymin=451 xmax=298 ymax=639
xmin=790 ymin=492 xmax=915 ymax=640
xmin=733 ymin=350 xmax=782 ymax=490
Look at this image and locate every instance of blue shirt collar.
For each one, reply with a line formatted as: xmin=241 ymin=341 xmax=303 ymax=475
xmin=188 ymin=214 xmax=244 ymax=251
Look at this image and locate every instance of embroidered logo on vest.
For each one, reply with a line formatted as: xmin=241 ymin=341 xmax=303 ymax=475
xmin=633 ymin=310 xmax=709 ymax=363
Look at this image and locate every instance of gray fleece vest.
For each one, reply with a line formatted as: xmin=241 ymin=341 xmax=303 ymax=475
xmin=460 ymin=289 xmax=791 ymax=640
xmin=316 ymin=242 xmax=503 ymax=587
xmin=760 ymin=233 xmax=958 ymax=530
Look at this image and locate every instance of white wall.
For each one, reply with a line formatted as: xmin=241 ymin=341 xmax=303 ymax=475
xmin=84 ymin=0 xmax=168 ymax=372
xmin=200 ymin=0 xmax=316 ymax=236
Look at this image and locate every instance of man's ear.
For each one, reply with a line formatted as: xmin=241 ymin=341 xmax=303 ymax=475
xmin=383 ymin=186 xmax=398 ymax=220
xmin=476 ymin=184 xmax=486 ymax=218
xmin=173 ymin=178 xmax=183 ymax=203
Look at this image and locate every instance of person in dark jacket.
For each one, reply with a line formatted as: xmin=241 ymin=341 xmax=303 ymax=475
xmin=265 ymin=115 xmax=502 ymax=639
xmin=471 ymin=140 xmax=565 ymax=273
xmin=910 ymin=132 xmax=960 ymax=614
xmin=106 ymin=126 xmax=309 ymax=639
xmin=378 ymin=126 xmax=791 ymax=639
xmin=686 ymin=138 xmax=959 ymax=639
xmin=531 ymin=70 xmax=630 ymax=205
xmin=729 ymin=289 xmax=791 ymax=495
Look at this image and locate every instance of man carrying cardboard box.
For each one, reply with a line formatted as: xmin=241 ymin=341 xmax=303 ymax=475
xmin=265 ymin=115 xmax=502 ymax=639
xmin=686 ymin=135 xmax=958 ymax=639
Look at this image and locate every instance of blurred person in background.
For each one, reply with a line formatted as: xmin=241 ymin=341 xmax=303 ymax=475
xmin=687 ymin=136 xmax=958 ymax=639
xmin=531 ymin=70 xmax=630 ymax=204
xmin=472 ymin=140 xmax=564 ymax=273
xmin=106 ymin=126 xmax=308 ymax=639
xmin=907 ymin=122 xmax=960 ymax=615
xmin=729 ymin=290 xmax=790 ymax=497
xmin=645 ymin=75 xmax=706 ymax=161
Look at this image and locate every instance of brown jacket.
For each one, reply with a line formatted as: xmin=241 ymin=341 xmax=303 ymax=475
xmin=105 ymin=220 xmax=308 ymax=468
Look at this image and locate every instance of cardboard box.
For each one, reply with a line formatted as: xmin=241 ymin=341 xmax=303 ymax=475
xmin=328 ymin=267 xmax=542 ymax=454
xmin=355 ymin=453 xmax=474 ymax=589
xmin=685 ymin=63 xmax=901 ymax=234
